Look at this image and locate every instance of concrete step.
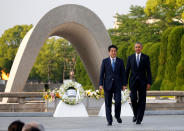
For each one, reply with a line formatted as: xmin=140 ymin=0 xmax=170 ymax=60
xmin=0 ymin=110 xmax=184 ymax=117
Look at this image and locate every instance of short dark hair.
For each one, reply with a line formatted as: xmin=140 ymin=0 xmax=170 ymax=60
xmin=8 ymin=120 xmax=25 ymax=131
xmin=135 ymin=42 xmax=143 ymax=47
xmin=108 ymin=45 xmax=118 ymax=52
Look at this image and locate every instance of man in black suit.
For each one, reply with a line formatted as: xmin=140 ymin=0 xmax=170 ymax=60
xmin=126 ymin=42 xmax=152 ymax=124
xmin=99 ymin=45 xmax=126 ymax=126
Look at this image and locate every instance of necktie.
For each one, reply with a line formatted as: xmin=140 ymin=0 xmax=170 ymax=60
xmin=112 ymin=58 xmax=115 ymax=71
xmin=137 ymin=54 xmax=140 ymax=67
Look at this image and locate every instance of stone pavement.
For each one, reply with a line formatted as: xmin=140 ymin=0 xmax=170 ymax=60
xmin=0 ymin=115 xmax=184 ymax=131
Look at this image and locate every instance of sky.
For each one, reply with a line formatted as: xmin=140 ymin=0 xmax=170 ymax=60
xmin=0 ymin=0 xmax=147 ymax=36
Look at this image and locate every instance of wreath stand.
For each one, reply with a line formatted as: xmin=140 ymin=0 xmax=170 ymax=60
xmin=53 ymin=101 xmax=88 ymax=117
xmin=98 ymin=101 xmax=134 ymax=117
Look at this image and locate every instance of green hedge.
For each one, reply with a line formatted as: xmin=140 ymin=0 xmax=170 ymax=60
xmin=153 ymin=27 xmax=173 ymax=90
xmin=75 ymin=56 xmax=92 ymax=88
xmin=142 ymin=42 xmax=153 ymax=54
xmin=175 ymin=34 xmax=184 ymax=90
xmin=126 ymin=43 xmax=135 ymax=57
xmin=117 ymin=42 xmax=129 ymax=66
xmin=161 ymin=26 xmax=184 ymax=90
xmin=142 ymin=42 xmax=161 ymax=90
xmin=149 ymin=43 xmax=161 ymax=90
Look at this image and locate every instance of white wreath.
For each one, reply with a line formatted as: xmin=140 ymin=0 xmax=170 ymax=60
xmin=112 ymin=89 xmax=130 ymax=104
xmin=121 ymin=89 xmax=130 ymax=103
xmin=59 ymin=80 xmax=85 ymax=105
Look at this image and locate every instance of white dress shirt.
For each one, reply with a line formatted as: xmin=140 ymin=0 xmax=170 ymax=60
xmin=110 ymin=57 xmax=116 ymax=64
xmin=136 ymin=53 xmax=141 ymax=61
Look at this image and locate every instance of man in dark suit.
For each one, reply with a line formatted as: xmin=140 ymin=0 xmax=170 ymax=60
xmin=99 ymin=45 xmax=126 ymax=126
xmin=126 ymin=42 xmax=152 ymax=124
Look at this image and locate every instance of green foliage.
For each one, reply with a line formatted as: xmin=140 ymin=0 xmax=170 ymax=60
xmin=0 ymin=58 xmax=12 ymax=73
xmin=175 ymin=35 xmax=184 ymax=90
xmin=144 ymin=0 xmax=184 ymax=28
xmin=75 ymin=56 xmax=92 ymax=88
xmin=0 ymin=25 xmax=33 ymax=47
xmin=143 ymin=42 xmax=161 ymax=90
xmin=83 ymin=85 xmax=95 ymax=91
xmin=29 ymin=37 xmax=77 ymax=83
xmin=175 ymin=59 xmax=184 ymax=90
xmin=153 ymin=27 xmax=173 ymax=90
xmin=110 ymin=1 xmax=184 ymax=90
xmin=161 ymin=26 xmax=184 ymax=90
xmin=117 ymin=42 xmax=129 ymax=65
xmin=109 ymin=6 xmax=160 ymax=46
xmin=0 ymin=25 xmax=33 ymax=73
xmin=126 ymin=43 xmax=135 ymax=57
xmin=142 ymin=42 xmax=153 ymax=54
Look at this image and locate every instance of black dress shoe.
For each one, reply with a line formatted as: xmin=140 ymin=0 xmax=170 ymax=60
xmin=115 ymin=117 xmax=122 ymax=123
xmin=136 ymin=120 xmax=141 ymax=124
xmin=133 ymin=116 xmax=137 ymax=122
xmin=107 ymin=122 xmax=112 ymax=126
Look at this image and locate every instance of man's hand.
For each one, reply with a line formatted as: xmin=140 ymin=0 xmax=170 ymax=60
xmin=122 ymin=86 xmax=127 ymax=91
xmin=99 ymin=86 xmax=103 ymax=91
xmin=146 ymin=84 xmax=151 ymax=91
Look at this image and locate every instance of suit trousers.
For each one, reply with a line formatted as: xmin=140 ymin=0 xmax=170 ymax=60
xmin=104 ymin=81 xmax=121 ymax=123
xmin=130 ymin=79 xmax=146 ymax=122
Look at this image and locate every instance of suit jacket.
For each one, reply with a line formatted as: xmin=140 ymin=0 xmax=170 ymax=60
xmin=99 ymin=57 xmax=126 ymax=91
xmin=126 ymin=53 xmax=152 ymax=89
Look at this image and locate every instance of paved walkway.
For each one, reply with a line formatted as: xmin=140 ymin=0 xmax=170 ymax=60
xmin=0 ymin=115 xmax=184 ymax=131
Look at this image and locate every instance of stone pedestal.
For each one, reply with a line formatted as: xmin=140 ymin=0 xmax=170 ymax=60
xmin=53 ymin=101 xmax=88 ymax=117
xmin=98 ymin=102 xmax=133 ymax=117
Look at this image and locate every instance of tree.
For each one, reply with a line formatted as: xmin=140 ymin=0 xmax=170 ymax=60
xmin=117 ymin=42 xmax=129 ymax=66
xmin=161 ymin=26 xmax=184 ymax=90
xmin=75 ymin=56 xmax=93 ymax=90
xmin=143 ymin=42 xmax=161 ymax=90
xmin=0 ymin=25 xmax=33 ymax=73
xmin=109 ymin=5 xmax=161 ymax=47
xmin=144 ymin=0 xmax=184 ymax=28
xmin=175 ymin=34 xmax=184 ymax=90
xmin=29 ymin=37 xmax=77 ymax=83
xmin=153 ymin=27 xmax=173 ymax=90
xmin=0 ymin=58 xmax=12 ymax=73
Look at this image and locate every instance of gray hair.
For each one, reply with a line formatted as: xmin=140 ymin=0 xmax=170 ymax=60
xmin=135 ymin=42 xmax=143 ymax=47
xmin=22 ymin=122 xmax=45 ymax=131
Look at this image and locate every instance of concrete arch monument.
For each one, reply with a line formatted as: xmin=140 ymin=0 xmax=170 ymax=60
xmin=2 ymin=4 xmax=111 ymax=103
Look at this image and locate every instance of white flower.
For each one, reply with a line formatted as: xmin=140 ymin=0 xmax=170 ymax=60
xmin=60 ymin=80 xmax=84 ymax=105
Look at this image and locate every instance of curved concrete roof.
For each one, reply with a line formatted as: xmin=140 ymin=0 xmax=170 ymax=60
xmin=2 ymin=4 xmax=111 ymax=103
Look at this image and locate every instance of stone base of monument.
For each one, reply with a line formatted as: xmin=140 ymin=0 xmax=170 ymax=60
xmin=0 ymin=103 xmax=46 ymax=112
xmin=53 ymin=101 xmax=88 ymax=117
xmin=98 ymin=102 xmax=133 ymax=116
